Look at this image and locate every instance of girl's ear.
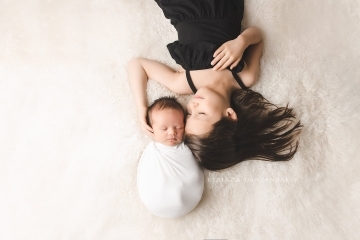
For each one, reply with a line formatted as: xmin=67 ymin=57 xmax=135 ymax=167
xmin=225 ymin=108 xmax=237 ymax=120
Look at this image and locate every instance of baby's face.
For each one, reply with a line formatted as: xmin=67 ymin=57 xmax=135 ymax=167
xmin=150 ymin=108 xmax=185 ymax=146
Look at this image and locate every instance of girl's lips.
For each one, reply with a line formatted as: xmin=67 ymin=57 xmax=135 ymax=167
xmin=193 ymin=95 xmax=203 ymax=99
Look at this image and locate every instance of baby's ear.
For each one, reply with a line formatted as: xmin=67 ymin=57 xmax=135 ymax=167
xmin=225 ymin=108 xmax=237 ymax=121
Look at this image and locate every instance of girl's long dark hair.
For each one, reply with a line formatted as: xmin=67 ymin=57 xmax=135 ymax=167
xmin=185 ymin=89 xmax=302 ymax=171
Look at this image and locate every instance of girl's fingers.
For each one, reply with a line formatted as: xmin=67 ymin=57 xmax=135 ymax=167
xmin=145 ymin=124 xmax=153 ymax=133
xmin=219 ymin=58 xmax=234 ymax=71
xmin=211 ymin=51 xmax=225 ymax=65
xmin=140 ymin=120 xmax=154 ymax=136
xmin=230 ymin=58 xmax=241 ymax=70
xmin=213 ymin=45 xmax=225 ymax=57
xmin=213 ymin=56 xmax=229 ymax=71
xmin=144 ymin=126 xmax=154 ymax=137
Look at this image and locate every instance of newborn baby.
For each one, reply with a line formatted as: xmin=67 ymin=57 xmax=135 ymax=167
xmin=137 ymin=97 xmax=204 ymax=218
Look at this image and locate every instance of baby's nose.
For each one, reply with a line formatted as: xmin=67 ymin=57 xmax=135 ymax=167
xmin=168 ymin=128 xmax=176 ymax=135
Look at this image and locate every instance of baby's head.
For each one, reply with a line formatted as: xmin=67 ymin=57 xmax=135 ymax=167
xmin=147 ymin=97 xmax=185 ymax=146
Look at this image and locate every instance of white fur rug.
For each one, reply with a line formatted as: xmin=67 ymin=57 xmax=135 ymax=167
xmin=1 ymin=0 xmax=359 ymax=239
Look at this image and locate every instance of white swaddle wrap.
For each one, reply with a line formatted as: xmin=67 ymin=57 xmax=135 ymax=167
xmin=137 ymin=141 xmax=204 ymax=218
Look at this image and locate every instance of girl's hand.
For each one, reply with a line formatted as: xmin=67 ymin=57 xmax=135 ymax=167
xmin=139 ymin=117 xmax=154 ymax=138
xmin=211 ymin=36 xmax=247 ymax=71
xmin=137 ymin=106 xmax=154 ymax=137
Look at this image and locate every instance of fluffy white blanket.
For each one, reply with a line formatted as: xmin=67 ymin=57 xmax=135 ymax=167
xmin=0 ymin=0 xmax=359 ymax=239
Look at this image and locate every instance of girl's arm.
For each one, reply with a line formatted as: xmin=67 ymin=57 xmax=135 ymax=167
xmin=238 ymin=39 xmax=264 ymax=87
xmin=127 ymin=58 xmax=191 ymax=135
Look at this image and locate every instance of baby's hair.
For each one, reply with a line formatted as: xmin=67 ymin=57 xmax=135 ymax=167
xmin=146 ymin=96 xmax=185 ymax=126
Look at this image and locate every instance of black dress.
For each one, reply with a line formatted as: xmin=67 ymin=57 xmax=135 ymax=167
xmin=155 ymin=0 xmax=248 ymax=93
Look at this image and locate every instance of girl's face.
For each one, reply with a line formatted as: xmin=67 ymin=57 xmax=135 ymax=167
xmin=185 ymin=87 xmax=234 ymax=135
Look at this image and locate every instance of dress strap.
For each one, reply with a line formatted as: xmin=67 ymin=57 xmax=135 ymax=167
xmin=185 ymin=68 xmax=248 ymax=94
xmin=230 ymin=69 xmax=248 ymax=90
xmin=227 ymin=59 xmax=248 ymax=90
xmin=186 ymin=70 xmax=197 ymax=93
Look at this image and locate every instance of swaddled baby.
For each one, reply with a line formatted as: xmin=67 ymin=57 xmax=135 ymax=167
xmin=137 ymin=97 xmax=204 ymax=218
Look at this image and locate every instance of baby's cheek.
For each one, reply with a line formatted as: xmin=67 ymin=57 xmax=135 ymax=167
xmin=178 ymin=129 xmax=185 ymax=138
xmin=153 ymin=130 xmax=163 ymax=141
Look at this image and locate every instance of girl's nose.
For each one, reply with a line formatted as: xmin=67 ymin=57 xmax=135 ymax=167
xmin=192 ymin=101 xmax=199 ymax=107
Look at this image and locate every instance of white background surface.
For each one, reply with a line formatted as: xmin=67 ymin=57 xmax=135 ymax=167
xmin=1 ymin=0 xmax=359 ymax=239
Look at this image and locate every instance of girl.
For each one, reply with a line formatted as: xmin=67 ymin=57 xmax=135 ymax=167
xmin=128 ymin=0 xmax=302 ymax=171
